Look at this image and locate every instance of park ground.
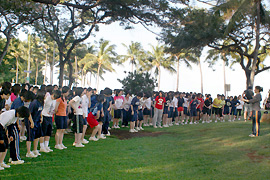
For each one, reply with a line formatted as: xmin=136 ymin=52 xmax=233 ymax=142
xmin=1 ymin=120 xmax=270 ymax=180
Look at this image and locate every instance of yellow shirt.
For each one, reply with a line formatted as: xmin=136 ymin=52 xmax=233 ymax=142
xmin=213 ymin=98 xmax=222 ymax=108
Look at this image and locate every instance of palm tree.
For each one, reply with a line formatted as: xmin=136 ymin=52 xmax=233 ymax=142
xmin=146 ymin=44 xmax=176 ymax=91
xmin=79 ymin=39 xmax=117 ymax=91
xmin=121 ymin=41 xmax=145 ymax=73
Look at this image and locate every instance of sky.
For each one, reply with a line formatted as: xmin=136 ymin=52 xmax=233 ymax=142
xmin=19 ymin=1 xmax=270 ymax=99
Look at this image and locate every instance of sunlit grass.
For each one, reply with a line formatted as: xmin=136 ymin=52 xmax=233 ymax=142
xmin=1 ymin=120 xmax=270 ymax=179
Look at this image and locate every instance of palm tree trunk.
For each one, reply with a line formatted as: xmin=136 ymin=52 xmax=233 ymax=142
xmin=198 ymin=58 xmax=203 ymax=94
xmin=35 ymin=58 xmax=38 ymax=85
xmin=223 ymin=58 xmax=226 ymax=97
xmin=96 ymin=64 xmax=101 ymax=92
xmin=158 ymin=66 xmax=161 ymax=91
xmin=89 ymin=72 xmax=92 ymax=87
xmin=176 ymin=58 xmax=180 ymax=92
xmin=43 ymin=48 xmax=48 ymax=84
xmin=51 ymin=42 xmax=56 ymax=85
xmin=250 ymin=0 xmax=261 ymax=88
xmin=26 ymin=34 xmax=31 ymax=83
xmin=16 ymin=56 xmax=19 ymax=84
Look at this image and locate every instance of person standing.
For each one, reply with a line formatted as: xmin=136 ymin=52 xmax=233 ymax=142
xmin=243 ymin=86 xmax=254 ymax=122
xmin=243 ymin=86 xmax=263 ymax=137
xmin=152 ymin=91 xmax=165 ymax=128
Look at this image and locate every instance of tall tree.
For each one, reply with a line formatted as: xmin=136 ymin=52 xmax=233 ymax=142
xmin=120 ymin=42 xmax=145 ymax=73
xmin=146 ymin=44 xmax=176 ymax=91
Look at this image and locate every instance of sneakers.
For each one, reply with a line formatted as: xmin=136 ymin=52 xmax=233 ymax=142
xmin=97 ymin=134 xmax=106 ymax=139
xmin=1 ymin=162 xmax=10 ymax=168
xmin=175 ymin=123 xmax=179 ymax=126
xmin=121 ymin=125 xmax=125 ymax=128
xmin=149 ymin=123 xmax=153 ymax=126
xmin=55 ymin=144 xmax=64 ymax=150
xmin=116 ymin=125 xmax=120 ymax=129
xmin=60 ymin=144 xmax=67 ymax=149
xmin=133 ymin=129 xmax=138 ymax=132
xmin=45 ymin=146 xmax=53 ymax=152
xmin=153 ymin=126 xmax=157 ymax=128
xmin=26 ymin=152 xmax=38 ymax=158
xmin=189 ymin=122 xmax=193 ymax=125
xmin=185 ymin=122 xmax=188 ymax=125
xmin=108 ymin=127 xmax=111 ymax=130
xmin=202 ymin=121 xmax=205 ymax=124
xmin=75 ymin=143 xmax=85 ymax=148
xmin=158 ymin=125 xmax=163 ymax=128
xmin=215 ymin=120 xmax=217 ymax=123
xmin=169 ymin=123 xmax=173 ymax=126
xmin=72 ymin=142 xmax=76 ymax=146
xmin=40 ymin=148 xmax=49 ymax=153
xmin=11 ymin=160 xmax=24 ymax=165
xmin=129 ymin=129 xmax=135 ymax=133
xmin=249 ymin=134 xmax=256 ymax=137
xmin=238 ymin=118 xmax=241 ymax=120
xmin=140 ymin=127 xmax=144 ymax=130
xmin=105 ymin=131 xmax=111 ymax=136
xmin=32 ymin=150 xmax=41 ymax=156
xmin=81 ymin=139 xmax=89 ymax=144
xmin=89 ymin=136 xmax=99 ymax=141
xmin=136 ymin=127 xmax=140 ymax=131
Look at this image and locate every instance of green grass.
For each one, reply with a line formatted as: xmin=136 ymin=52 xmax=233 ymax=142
xmin=1 ymin=120 xmax=270 ymax=180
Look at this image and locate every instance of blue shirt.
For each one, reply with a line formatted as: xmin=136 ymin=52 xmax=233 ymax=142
xmin=131 ymin=96 xmax=140 ymax=112
xmin=190 ymin=100 xmax=199 ymax=110
xmin=11 ymin=97 xmax=24 ymax=109
xmin=92 ymin=102 xmax=103 ymax=116
xmin=231 ymin=100 xmax=240 ymax=109
xmin=91 ymin=95 xmax=98 ymax=109
xmin=29 ymin=99 xmax=43 ymax=124
xmin=103 ymin=96 xmax=112 ymax=112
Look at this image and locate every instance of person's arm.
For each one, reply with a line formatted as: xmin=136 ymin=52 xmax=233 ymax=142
xmin=247 ymin=94 xmax=260 ymax=104
xmin=29 ymin=115 xmax=34 ymax=128
xmin=54 ymin=100 xmax=60 ymax=114
xmin=69 ymin=99 xmax=76 ymax=114
xmin=96 ymin=110 xmax=100 ymax=119
xmin=130 ymin=104 xmax=134 ymax=115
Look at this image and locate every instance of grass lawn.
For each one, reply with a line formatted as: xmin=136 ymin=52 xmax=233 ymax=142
xmin=1 ymin=120 xmax=270 ymax=180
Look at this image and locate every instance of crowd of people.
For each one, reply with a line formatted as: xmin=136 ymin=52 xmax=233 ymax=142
xmin=0 ymin=81 xmax=265 ymax=171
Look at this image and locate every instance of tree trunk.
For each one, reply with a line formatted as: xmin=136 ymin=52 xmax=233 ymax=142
xmin=44 ymin=48 xmax=48 ymax=84
xmin=0 ymin=33 xmax=11 ymax=65
xmin=249 ymin=0 xmax=261 ymax=89
xmin=26 ymin=34 xmax=31 ymax=83
xmin=68 ymin=60 xmax=73 ymax=88
xmin=198 ymin=58 xmax=203 ymax=94
xmin=245 ymin=70 xmax=251 ymax=89
xmin=58 ymin=55 xmax=64 ymax=87
xmin=131 ymin=58 xmax=134 ymax=73
xmin=75 ymin=55 xmax=78 ymax=84
xmin=158 ymin=66 xmax=161 ymax=91
xmin=35 ymin=58 xmax=38 ymax=85
xmin=51 ymin=42 xmax=56 ymax=85
xmin=223 ymin=59 xmax=226 ymax=97
xmin=89 ymin=72 xmax=92 ymax=87
xmin=176 ymin=58 xmax=180 ymax=92
xmin=16 ymin=56 xmax=19 ymax=84
xmin=96 ymin=64 xmax=101 ymax=92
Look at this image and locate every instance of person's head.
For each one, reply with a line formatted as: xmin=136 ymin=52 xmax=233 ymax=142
xmin=97 ymin=94 xmax=105 ymax=103
xmin=254 ymin=86 xmax=263 ymax=93
xmin=233 ymin=96 xmax=237 ymax=101
xmin=2 ymin=82 xmax=12 ymax=90
xmin=86 ymin=87 xmax=92 ymax=97
xmin=217 ymin=94 xmax=221 ymax=99
xmin=125 ymin=91 xmax=131 ymax=98
xmin=21 ymin=83 xmax=29 ymax=91
xmin=29 ymin=86 xmax=33 ymax=92
xmin=159 ymin=91 xmax=163 ymax=97
xmin=53 ymin=90 xmax=61 ymax=100
xmin=137 ymin=92 xmax=143 ymax=99
xmin=115 ymin=89 xmax=121 ymax=97
xmin=192 ymin=95 xmax=196 ymax=100
xmin=0 ymin=88 xmax=11 ymax=100
xmin=248 ymin=86 xmax=253 ymax=90
xmin=238 ymin=95 xmax=241 ymax=100
xmin=62 ymin=86 xmax=70 ymax=97
xmin=221 ymin=95 xmax=225 ymax=100
xmin=40 ymin=84 xmax=46 ymax=91
xmin=230 ymin=96 xmax=233 ymax=101
xmin=206 ymin=94 xmax=210 ymax=99
xmin=119 ymin=89 xmax=123 ymax=96
xmin=75 ymin=87 xmax=84 ymax=97
xmin=45 ymin=85 xmax=54 ymax=95
xmin=36 ymin=90 xmax=46 ymax=105
xmin=33 ymin=86 xmax=39 ymax=94
xmin=20 ymin=90 xmax=32 ymax=102
xmin=92 ymin=88 xmax=97 ymax=95
xmin=144 ymin=92 xmax=151 ymax=99
xmin=11 ymin=84 xmax=21 ymax=96
xmin=53 ymin=85 xmax=58 ymax=91
xmin=16 ymin=106 xmax=30 ymax=119
xmin=103 ymin=88 xmax=112 ymax=97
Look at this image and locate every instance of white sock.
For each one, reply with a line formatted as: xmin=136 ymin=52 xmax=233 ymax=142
xmin=40 ymin=143 xmax=45 ymax=149
xmin=45 ymin=141 xmax=49 ymax=147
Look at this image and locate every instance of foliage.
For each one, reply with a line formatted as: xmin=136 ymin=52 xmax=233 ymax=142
xmin=118 ymin=70 xmax=156 ymax=95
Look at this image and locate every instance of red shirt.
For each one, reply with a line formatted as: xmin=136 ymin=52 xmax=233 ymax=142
xmin=197 ymin=98 xmax=204 ymax=110
xmin=155 ymin=96 xmax=166 ymax=109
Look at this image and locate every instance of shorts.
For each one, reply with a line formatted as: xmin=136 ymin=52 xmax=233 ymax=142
xmin=190 ymin=109 xmax=197 ymax=117
xmin=72 ymin=115 xmax=83 ymax=134
xmin=55 ymin=115 xmax=68 ymax=129
xmin=138 ymin=109 xmax=143 ymax=121
xmin=87 ymin=112 xmax=99 ymax=128
xmin=83 ymin=117 xmax=87 ymax=125
xmin=168 ymin=107 xmax=178 ymax=118
xmin=214 ymin=108 xmax=223 ymax=117
xmin=143 ymin=108 xmax=151 ymax=115
xmin=42 ymin=116 xmax=53 ymax=137
xmin=223 ymin=108 xmax=230 ymax=115
xmin=196 ymin=109 xmax=201 ymax=113
xmin=114 ymin=109 xmax=122 ymax=119
xmin=25 ymin=118 xmax=36 ymax=141
xmin=237 ymin=109 xmax=242 ymax=116
xmin=0 ymin=125 xmax=8 ymax=152
xmin=202 ymin=107 xmax=210 ymax=115
xmin=131 ymin=111 xmax=138 ymax=122
xmin=163 ymin=106 xmax=168 ymax=114
xmin=184 ymin=107 xmax=190 ymax=116
xmin=244 ymin=103 xmax=252 ymax=112
xmin=231 ymin=108 xmax=237 ymax=116
xmin=178 ymin=107 xmax=184 ymax=112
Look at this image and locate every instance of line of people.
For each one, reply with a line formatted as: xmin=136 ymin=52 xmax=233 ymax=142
xmin=0 ymin=82 xmax=264 ymax=171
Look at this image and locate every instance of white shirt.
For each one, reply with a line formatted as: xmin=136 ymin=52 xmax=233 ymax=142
xmin=237 ymin=100 xmax=244 ymax=110
xmin=114 ymin=96 xmax=124 ymax=109
xmin=0 ymin=110 xmax=17 ymax=129
xmin=3 ymin=96 xmax=12 ymax=112
xmin=72 ymin=96 xmax=83 ymax=115
xmin=144 ymin=98 xmax=152 ymax=110
xmin=123 ymin=97 xmax=132 ymax=110
xmin=81 ymin=94 xmax=89 ymax=117
xmin=139 ymin=98 xmax=145 ymax=110
xmin=170 ymin=97 xmax=178 ymax=108
xmin=42 ymin=95 xmax=55 ymax=117
xmin=183 ymin=98 xmax=189 ymax=108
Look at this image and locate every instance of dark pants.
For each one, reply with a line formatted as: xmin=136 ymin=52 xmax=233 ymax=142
xmin=9 ymin=125 xmax=21 ymax=161
xmin=102 ymin=111 xmax=111 ymax=135
xmin=252 ymin=111 xmax=261 ymax=136
xmin=122 ymin=109 xmax=131 ymax=126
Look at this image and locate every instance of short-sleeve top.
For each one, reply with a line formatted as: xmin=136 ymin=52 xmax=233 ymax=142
xmin=56 ymin=97 xmax=67 ymax=117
